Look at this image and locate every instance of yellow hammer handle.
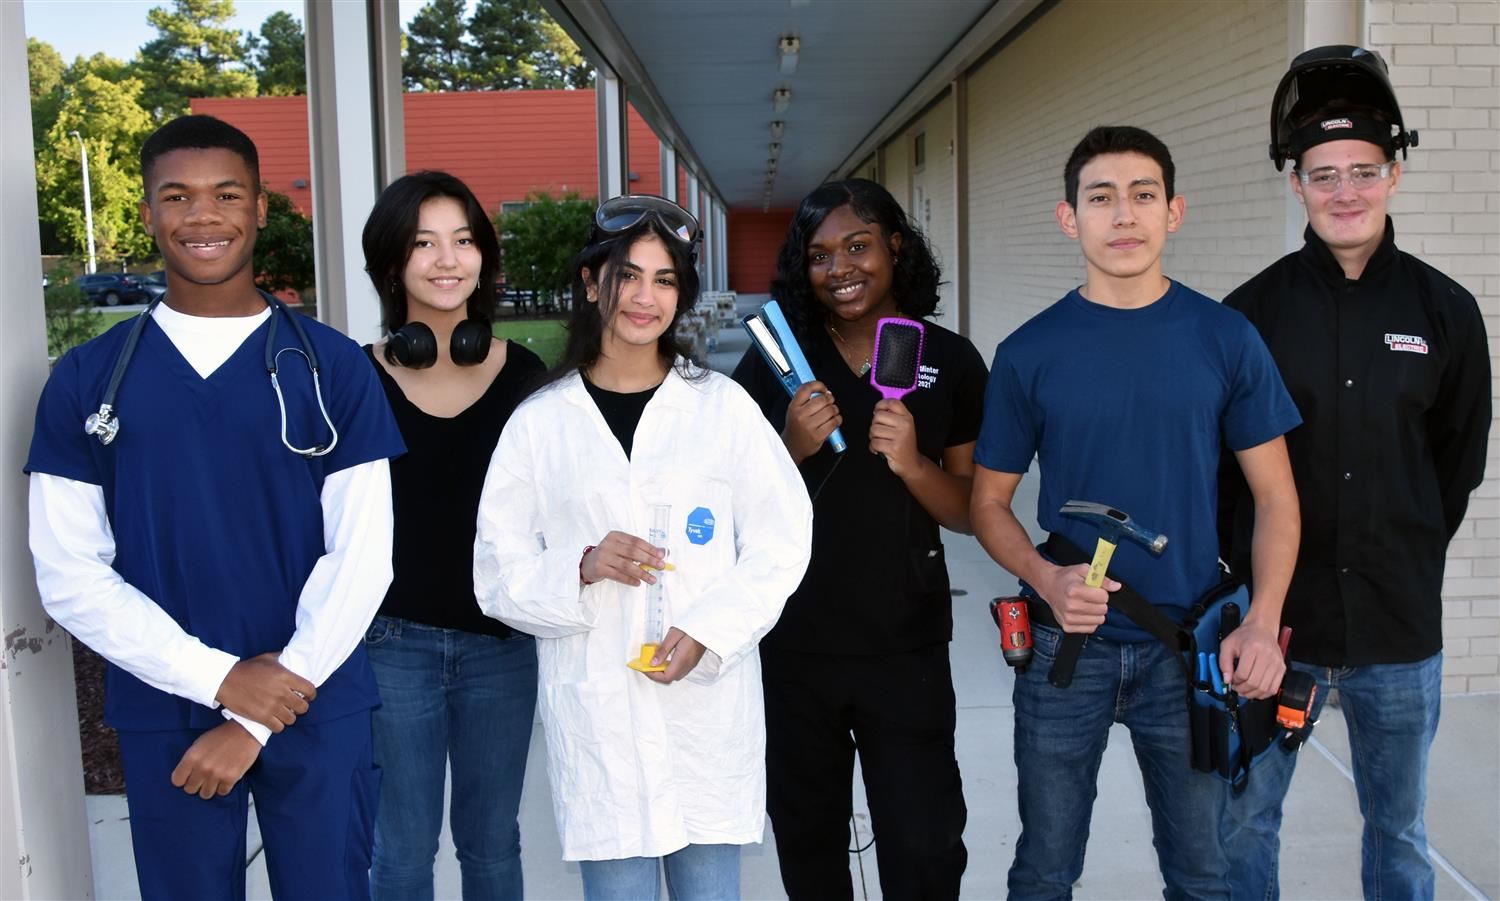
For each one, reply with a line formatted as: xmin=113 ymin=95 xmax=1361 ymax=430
xmin=1085 ymin=538 xmax=1117 ymax=588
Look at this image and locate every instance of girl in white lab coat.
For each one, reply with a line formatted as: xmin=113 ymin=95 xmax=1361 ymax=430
xmin=473 ymin=195 xmax=812 ymax=901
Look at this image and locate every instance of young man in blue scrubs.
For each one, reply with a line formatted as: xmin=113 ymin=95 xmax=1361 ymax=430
xmin=969 ymin=126 xmax=1303 ymax=900
xmin=26 ymin=116 xmax=404 ymax=899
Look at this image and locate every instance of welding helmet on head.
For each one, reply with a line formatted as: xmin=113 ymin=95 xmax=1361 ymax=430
xmin=1269 ymin=45 xmax=1418 ymax=171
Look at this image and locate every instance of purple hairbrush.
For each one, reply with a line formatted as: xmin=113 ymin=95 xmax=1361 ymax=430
xmin=869 ymin=317 xmax=926 ymax=400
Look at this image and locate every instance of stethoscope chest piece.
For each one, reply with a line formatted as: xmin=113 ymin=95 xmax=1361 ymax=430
xmin=84 ymin=405 xmax=121 ymax=445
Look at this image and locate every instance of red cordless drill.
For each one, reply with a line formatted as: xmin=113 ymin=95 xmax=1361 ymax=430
xmin=991 ymin=597 xmax=1033 ymax=673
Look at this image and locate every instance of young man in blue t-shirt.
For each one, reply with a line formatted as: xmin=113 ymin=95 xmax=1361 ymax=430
xmin=970 ymin=126 xmax=1302 ymax=899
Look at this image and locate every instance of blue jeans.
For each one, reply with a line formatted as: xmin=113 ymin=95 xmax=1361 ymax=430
xmin=1222 ymin=653 xmax=1442 ymax=901
xmin=579 ymin=844 xmax=741 ymax=901
xmin=366 ymin=615 xmax=539 ymax=901
xmin=1009 ymin=623 xmax=1228 ymax=901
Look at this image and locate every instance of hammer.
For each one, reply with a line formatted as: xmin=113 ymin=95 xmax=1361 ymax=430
xmin=1046 ymin=500 xmax=1169 ymax=688
xmin=1060 ymin=500 xmax=1168 ymax=589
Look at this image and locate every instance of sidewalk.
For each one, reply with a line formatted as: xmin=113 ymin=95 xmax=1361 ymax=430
xmin=87 ymin=295 xmax=1498 ymax=900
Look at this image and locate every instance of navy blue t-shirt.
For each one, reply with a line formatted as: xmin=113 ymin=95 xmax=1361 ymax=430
xmin=26 ymin=308 xmax=405 ymax=731
xmin=975 ymin=281 xmax=1300 ymax=641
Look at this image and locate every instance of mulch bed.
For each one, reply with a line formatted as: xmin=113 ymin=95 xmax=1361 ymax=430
xmin=72 ymin=640 xmax=124 ymax=794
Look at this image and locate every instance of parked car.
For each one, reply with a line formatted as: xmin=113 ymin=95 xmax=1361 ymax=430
xmin=76 ymin=273 xmax=153 ymax=307
xmin=140 ymin=270 xmax=167 ymax=300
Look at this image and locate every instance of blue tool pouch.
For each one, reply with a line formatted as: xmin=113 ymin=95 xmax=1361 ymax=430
xmin=1184 ymin=581 xmax=1284 ymax=794
xmin=1039 ymin=534 xmax=1291 ymax=795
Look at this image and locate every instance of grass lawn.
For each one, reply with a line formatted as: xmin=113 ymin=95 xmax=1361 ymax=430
xmin=496 ymin=317 xmax=568 ymax=368
xmin=87 ymin=310 xmax=569 ymax=368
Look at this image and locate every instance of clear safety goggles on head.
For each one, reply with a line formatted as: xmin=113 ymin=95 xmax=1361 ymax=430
xmin=1295 ymin=162 xmax=1393 ymax=193
xmin=595 ymin=195 xmax=700 ymax=245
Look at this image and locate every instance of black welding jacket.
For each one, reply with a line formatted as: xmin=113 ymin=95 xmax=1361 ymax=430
xmin=1219 ymin=219 xmax=1492 ymax=667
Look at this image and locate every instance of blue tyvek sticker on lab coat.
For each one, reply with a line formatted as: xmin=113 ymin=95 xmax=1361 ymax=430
xmin=685 ymin=507 xmax=715 ymax=545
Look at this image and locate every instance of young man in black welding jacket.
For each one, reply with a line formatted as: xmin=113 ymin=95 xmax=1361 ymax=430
xmin=972 ymin=125 xmax=1303 ymax=900
xmin=1218 ymin=46 xmax=1493 ymax=901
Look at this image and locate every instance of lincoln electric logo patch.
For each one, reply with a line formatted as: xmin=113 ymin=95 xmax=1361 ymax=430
xmin=1321 ymin=117 xmax=1354 ymax=131
xmin=1384 ymin=333 xmax=1429 ymax=354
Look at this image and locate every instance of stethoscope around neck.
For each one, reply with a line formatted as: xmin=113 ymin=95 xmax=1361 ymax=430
xmin=84 ymin=290 xmax=340 ymax=458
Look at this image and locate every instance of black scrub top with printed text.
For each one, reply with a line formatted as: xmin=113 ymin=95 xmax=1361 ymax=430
xmin=733 ymin=319 xmax=988 ymax=656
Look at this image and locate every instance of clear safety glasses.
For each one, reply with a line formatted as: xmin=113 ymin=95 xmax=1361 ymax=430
xmin=1296 ymin=163 xmax=1394 ymax=193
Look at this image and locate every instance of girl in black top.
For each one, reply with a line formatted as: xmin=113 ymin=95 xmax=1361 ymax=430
xmin=732 ymin=178 xmax=988 ymax=900
xmin=360 ymin=171 xmax=544 ymax=901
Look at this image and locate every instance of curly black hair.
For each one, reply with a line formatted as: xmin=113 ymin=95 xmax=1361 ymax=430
xmin=770 ymin=178 xmax=942 ymax=339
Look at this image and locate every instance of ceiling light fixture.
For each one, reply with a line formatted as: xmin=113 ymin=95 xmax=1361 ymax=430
xmin=768 ymin=142 xmax=782 ymax=158
xmin=770 ymin=120 xmax=785 ymax=139
xmin=772 ymin=88 xmax=792 ymax=113
xmin=778 ymin=35 xmax=801 ymax=75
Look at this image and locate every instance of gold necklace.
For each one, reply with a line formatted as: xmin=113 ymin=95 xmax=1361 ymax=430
xmin=828 ymin=323 xmax=871 ymax=376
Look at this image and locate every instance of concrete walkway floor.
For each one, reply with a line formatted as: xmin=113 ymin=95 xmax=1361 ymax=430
xmin=86 ymin=298 xmax=1498 ymax=899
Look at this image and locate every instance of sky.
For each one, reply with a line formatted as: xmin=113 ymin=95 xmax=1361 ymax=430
xmin=23 ymin=0 xmax=430 ymax=63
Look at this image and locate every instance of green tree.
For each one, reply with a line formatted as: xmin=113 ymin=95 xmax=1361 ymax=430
xmin=247 ymin=11 xmax=305 ymax=96
xmin=498 ymin=192 xmax=595 ymax=305
xmin=254 ymin=189 xmax=316 ymax=293
xmin=34 ymin=72 xmax=157 ymax=264
xmin=534 ymin=15 xmax=592 ymax=88
xmin=466 ymin=0 xmax=541 ymax=90
xmin=43 ymin=271 xmax=103 ymax=359
xmin=135 ymin=0 xmax=257 ymax=117
xmin=28 ymin=38 xmax=66 ymax=135
xmin=404 ymin=0 xmax=474 ymax=92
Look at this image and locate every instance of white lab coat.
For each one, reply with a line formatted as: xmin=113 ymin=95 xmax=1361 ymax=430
xmin=474 ymin=363 xmax=813 ymax=861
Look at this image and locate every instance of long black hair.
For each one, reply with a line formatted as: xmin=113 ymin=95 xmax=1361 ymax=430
xmin=533 ymin=213 xmax=702 ymax=392
xmin=770 ymin=177 xmax=942 ymax=339
xmin=362 ymin=170 xmax=499 ymax=360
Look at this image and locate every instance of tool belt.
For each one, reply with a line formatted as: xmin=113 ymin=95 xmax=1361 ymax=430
xmin=1035 ymin=534 xmax=1290 ymax=794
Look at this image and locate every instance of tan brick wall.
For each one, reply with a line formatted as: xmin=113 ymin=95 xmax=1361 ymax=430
xmin=964 ymin=0 xmax=1291 ymax=353
xmin=1368 ymin=0 xmax=1500 ymax=694
xmin=924 ymin=0 xmax=1498 ymax=691
xmin=882 ymin=95 xmax=960 ymax=332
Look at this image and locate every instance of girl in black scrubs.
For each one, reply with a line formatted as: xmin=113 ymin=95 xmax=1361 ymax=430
xmin=732 ymin=178 xmax=989 ymax=901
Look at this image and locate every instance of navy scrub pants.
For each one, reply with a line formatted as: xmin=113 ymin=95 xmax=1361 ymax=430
xmin=117 ymin=709 xmax=379 ymax=901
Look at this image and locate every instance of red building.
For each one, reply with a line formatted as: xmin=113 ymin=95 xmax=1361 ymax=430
xmin=193 ymin=91 xmax=789 ymax=293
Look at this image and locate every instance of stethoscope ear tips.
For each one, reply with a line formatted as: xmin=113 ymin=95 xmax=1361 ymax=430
xmin=85 ymin=407 xmax=121 ymax=446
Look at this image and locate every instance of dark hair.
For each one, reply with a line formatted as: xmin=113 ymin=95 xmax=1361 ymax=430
xmin=770 ymin=178 xmax=941 ymax=338
xmin=533 ymin=214 xmax=702 ymax=392
xmin=1292 ymin=103 xmax=1395 ymax=168
xmin=140 ymin=115 xmax=260 ymax=191
xmin=1063 ymin=126 xmax=1176 ymax=208
xmin=361 ymin=171 xmax=499 ymax=362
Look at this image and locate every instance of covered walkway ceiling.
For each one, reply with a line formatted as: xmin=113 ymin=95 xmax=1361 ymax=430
xmin=552 ymin=0 xmax=995 ymax=208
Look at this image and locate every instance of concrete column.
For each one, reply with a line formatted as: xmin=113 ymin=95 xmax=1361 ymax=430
xmin=703 ymin=196 xmax=717 ymax=291
xmin=716 ymin=204 xmax=729 ymax=291
xmin=660 ymin=145 xmax=677 ymax=202
xmin=1 ymin=3 xmax=94 ymax=898
xmin=597 ymin=70 xmax=627 ymax=200
xmin=953 ymin=74 xmax=970 ymax=336
xmin=1283 ymin=0 xmax=1365 ymax=251
xmin=305 ymin=0 xmax=401 ymax=342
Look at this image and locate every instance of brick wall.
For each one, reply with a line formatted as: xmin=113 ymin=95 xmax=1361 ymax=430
xmin=965 ymin=0 xmax=1291 ymax=354
xmin=1368 ymin=0 xmax=1500 ymax=693
xmin=889 ymin=95 xmax=960 ymax=332
xmin=194 ymin=90 xmax=662 ymax=216
xmin=726 ymin=207 xmax=792 ymax=294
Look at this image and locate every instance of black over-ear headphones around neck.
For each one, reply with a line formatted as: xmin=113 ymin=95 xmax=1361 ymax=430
xmin=387 ymin=319 xmax=492 ymax=369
